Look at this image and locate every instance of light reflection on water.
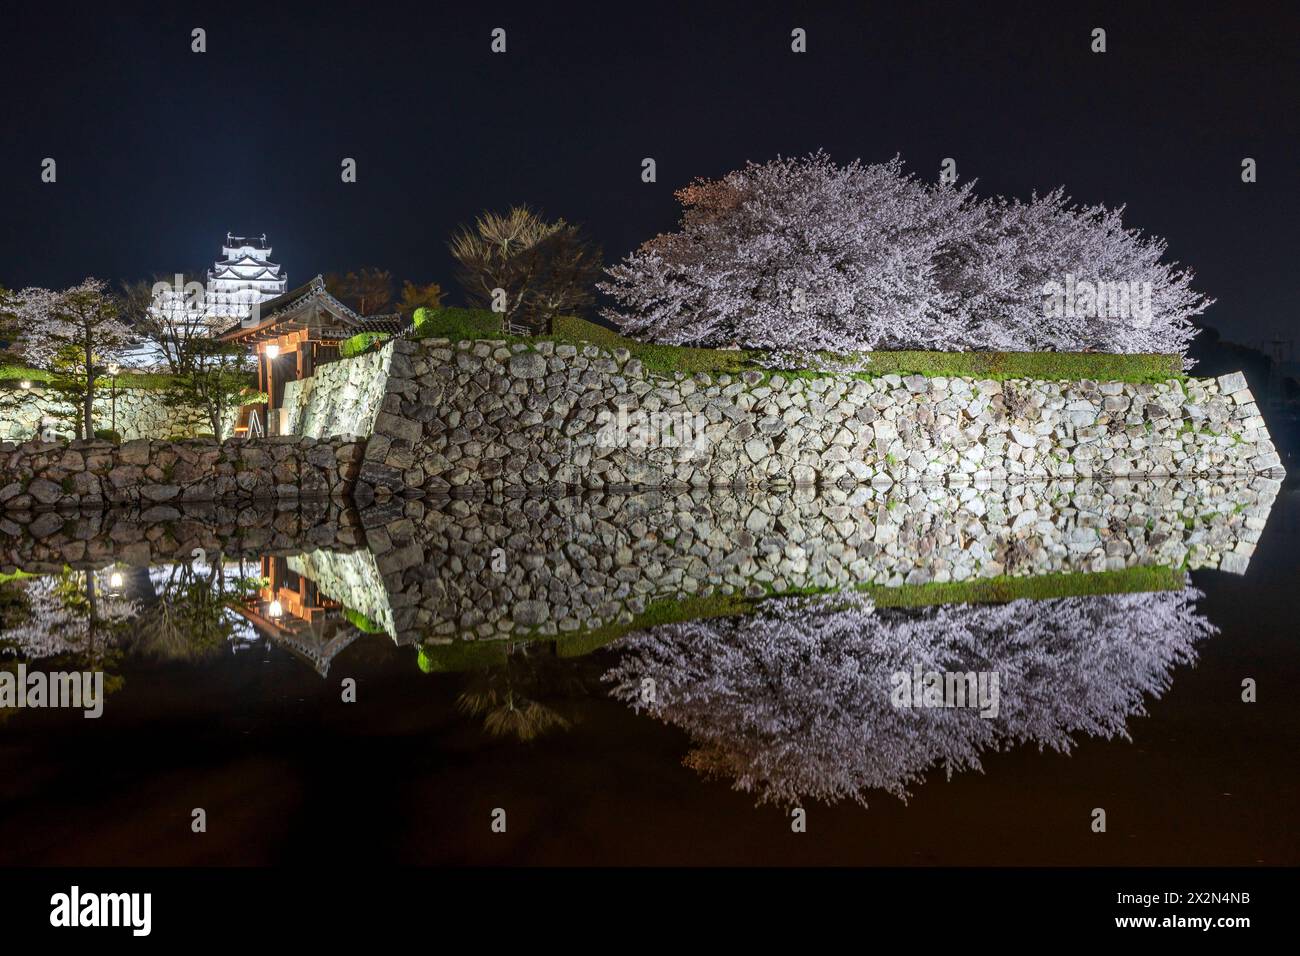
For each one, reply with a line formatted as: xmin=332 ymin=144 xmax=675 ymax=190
xmin=0 ymin=479 xmax=1295 ymax=863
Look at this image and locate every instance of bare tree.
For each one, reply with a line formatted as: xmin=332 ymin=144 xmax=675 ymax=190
xmin=449 ymin=206 xmax=602 ymax=333
xmin=121 ymin=271 xmax=214 ymax=375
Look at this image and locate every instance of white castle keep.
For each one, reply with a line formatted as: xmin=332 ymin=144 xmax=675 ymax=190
xmin=126 ymin=235 xmax=288 ymax=369
xmin=205 ymin=234 xmax=288 ymax=323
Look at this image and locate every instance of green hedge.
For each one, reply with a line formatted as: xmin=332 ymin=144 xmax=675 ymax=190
xmin=549 ymin=316 xmax=1184 ymax=382
xmin=403 ymin=312 xmax=1181 ymax=382
xmin=344 ymin=607 xmax=387 ymax=634
xmin=339 ymin=332 xmax=391 ymax=359
xmin=0 ymin=364 xmax=184 ymax=390
xmin=859 ymin=565 xmax=1184 ymax=608
xmin=815 ymin=350 xmax=1183 ymax=382
xmin=550 ymin=316 xmax=754 ymax=376
xmin=412 ymin=306 xmax=506 ymax=341
xmin=414 ymin=564 xmax=1185 ymax=671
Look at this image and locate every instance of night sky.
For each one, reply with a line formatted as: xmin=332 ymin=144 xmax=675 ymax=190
xmin=0 ymin=1 xmax=1295 ymax=346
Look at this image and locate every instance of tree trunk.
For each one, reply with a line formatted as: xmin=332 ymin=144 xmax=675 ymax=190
xmin=83 ymin=327 xmax=95 ymax=440
xmin=83 ymin=385 xmax=93 ymax=440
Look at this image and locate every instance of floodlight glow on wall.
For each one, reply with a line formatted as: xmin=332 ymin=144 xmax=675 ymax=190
xmin=264 ymin=344 xmax=280 ymax=359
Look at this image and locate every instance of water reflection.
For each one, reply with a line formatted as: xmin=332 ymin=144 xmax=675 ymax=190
xmin=232 ymin=554 xmax=363 ymax=674
xmin=605 ymin=588 xmax=1213 ymax=807
xmin=1 ymin=567 xmax=134 ymax=720
xmin=456 ymin=644 xmax=584 ymax=741
xmin=0 ymin=477 xmax=1279 ymax=802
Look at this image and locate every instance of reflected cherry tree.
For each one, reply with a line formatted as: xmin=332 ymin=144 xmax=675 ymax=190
xmin=604 ymin=585 xmax=1215 ymax=808
xmin=1 ymin=569 xmax=138 ymax=662
xmin=1 ymin=568 xmax=139 ymax=720
xmin=132 ymin=557 xmax=262 ymax=662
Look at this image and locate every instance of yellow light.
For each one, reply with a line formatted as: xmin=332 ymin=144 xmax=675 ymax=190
xmin=109 ymin=571 xmax=123 ymax=589
xmin=264 ymin=344 xmax=280 ymax=359
xmin=19 ymin=380 xmax=31 ymax=389
xmin=268 ymin=599 xmax=283 ymax=619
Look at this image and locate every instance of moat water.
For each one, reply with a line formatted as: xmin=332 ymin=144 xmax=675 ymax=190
xmin=2 ymin=481 xmax=1297 ymax=865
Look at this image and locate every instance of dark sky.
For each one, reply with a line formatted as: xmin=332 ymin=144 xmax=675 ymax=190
xmin=0 ymin=0 xmax=1295 ymax=346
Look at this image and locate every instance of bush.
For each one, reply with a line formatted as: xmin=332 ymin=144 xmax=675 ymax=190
xmin=339 ymin=332 xmax=391 ymax=358
xmin=411 ymin=306 xmax=505 ymax=341
xmin=344 ymin=608 xmax=386 ymax=634
xmin=93 ymin=428 xmax=122 ymax=443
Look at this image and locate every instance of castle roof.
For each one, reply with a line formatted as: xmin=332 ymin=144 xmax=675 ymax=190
xmin=215 ymin=274 xmax=407 ymax=345
xmin=210 ymin=265 xmax=282 ymax=281
xmin=214 ymin=255 xmax=282 ymax=269
xmin=224 ymin=233 xmax=271 ymax=250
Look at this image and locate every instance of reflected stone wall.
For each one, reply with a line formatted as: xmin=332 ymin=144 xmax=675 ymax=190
xmin=287 ymin=546 xmax=398 ymax=640
xmin=366 ymin=477 xmax=1276 ymax=642
xmin=2 ymin=477 xmax=1279 ymax=648
xmin=0 ymin=500 xmax=368 ymax=574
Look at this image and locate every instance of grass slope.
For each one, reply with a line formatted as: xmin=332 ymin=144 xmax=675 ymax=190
xmin=0 ymin=364 xmax=184 ymax=390
xmin=411 ymin=311 xmax=1182 ymax=382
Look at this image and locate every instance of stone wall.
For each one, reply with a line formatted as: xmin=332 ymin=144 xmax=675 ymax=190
xmin=4 ymin=338 xmax=1284 ymax=509
xmin=0 ymin=383 xmax=210 ymax=442
xmin=0 ymin=436 xmax=364 ymax=512
xmin=351 ymin=340 xmax=1284 ymax=498
xmin=280 ymin=345 xmax=391 ymax=439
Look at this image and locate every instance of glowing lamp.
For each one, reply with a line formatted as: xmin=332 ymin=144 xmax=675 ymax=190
xmin=19 ymin=380 xmax=32 ymax=390
xmin=107 ymin=363 xmax=120 ymax=376
xmin=268 ymin=599 xmax=283 ymax=619
xmin=264 ymin=344 xmax=280 ymax=360
xmin=109 ymin=571 xmax=123 ymax=589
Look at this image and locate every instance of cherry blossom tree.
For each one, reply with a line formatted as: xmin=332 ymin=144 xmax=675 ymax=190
xmin=12 ymin=279 xmax=135 ymax=439
xmin=940 ymin=189 xmax=1212 ymax=354
xmin=604 ymin=586 xmax=1214 ymax=808
xmin=120 ymin=271 xmax=221 ymax=375
xmin=601 ymin=152 xmax=1212 ymax=363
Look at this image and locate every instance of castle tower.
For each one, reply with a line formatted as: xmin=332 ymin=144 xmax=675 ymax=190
xmin=205 ymin=233 xmax=288 ymax=323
